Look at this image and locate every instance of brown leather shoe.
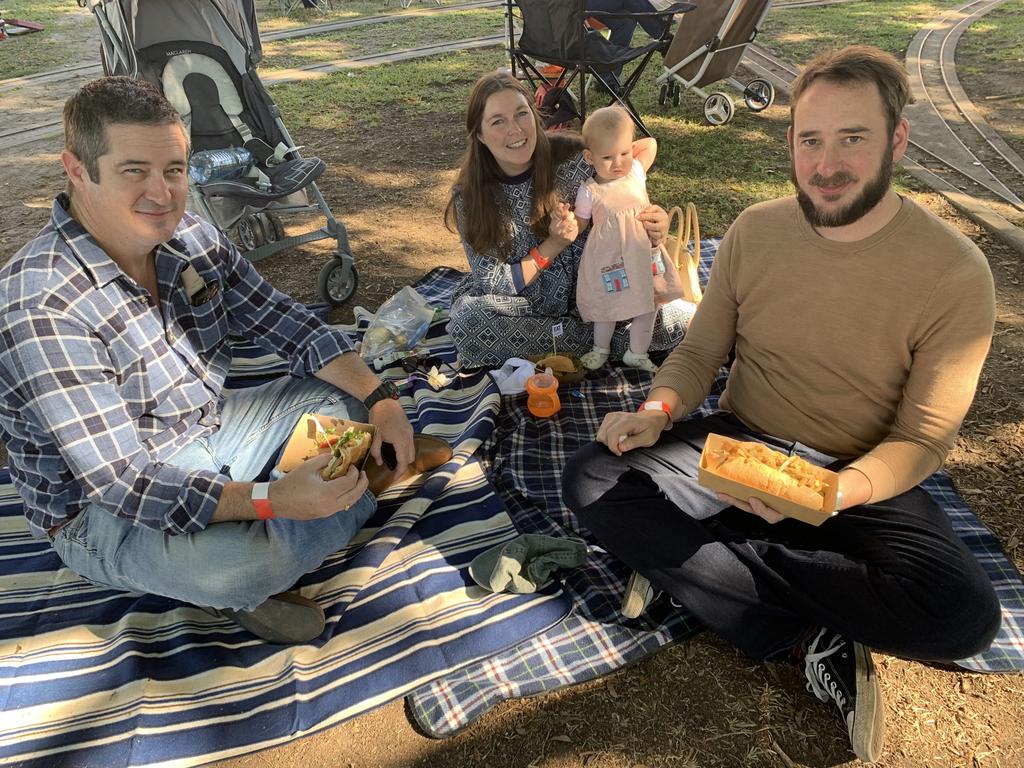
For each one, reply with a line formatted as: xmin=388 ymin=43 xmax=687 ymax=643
xmin=365 ymin=433 xmax=453 ymax=496
xmin=216 ymin=592 xmax=325 ymax=644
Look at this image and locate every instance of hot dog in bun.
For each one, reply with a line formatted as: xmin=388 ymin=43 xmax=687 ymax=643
xmin=705 ymin=441 xmax=826 ymax=511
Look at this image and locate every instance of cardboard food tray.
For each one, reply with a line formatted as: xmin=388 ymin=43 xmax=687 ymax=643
xmin=276 ymin=413 xmax=376 ymax=474
xmin=697 ymin=433 xmax=838 ymax=527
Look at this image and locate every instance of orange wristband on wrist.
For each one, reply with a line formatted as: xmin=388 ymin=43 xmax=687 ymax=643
xmin=640 ymin=400 xmax=673 ymax=430
xmin=530 ymin=246 xmax=550 ymax=270
xmin=251 ymin=482 xmax=275 ymax=520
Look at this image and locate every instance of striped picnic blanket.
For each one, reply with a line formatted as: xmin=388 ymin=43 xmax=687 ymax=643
xmin=0 ymin=290 xmax=570 ymax=767
xmin=407 ymin=253 xmax=1024 ymax=738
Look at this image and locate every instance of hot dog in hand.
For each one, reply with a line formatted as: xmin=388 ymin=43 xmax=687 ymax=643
xmin=706 ymin=441 xmax=826 ymax=511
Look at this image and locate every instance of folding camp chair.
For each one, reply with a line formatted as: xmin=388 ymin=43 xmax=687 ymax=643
xmin=506 ymin=0 xmax=694 ymax=137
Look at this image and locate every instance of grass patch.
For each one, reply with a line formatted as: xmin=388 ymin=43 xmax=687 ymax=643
xmin=760 ymin=0 xmax=963 ymax=65
xmin=257 ymin=0 xmax=498 ymax=33
xmin=0 ymin=0 xmax=497 ymax=79
xmin=957 ymin=0 xmax=1024 ymax=69
xmin=0 ymin=0 xmax=94 ymax=79
xmin=259 ymin=8 xmax=503 ymax=72
xmin=268 ymin=46 xmax=502 ymax=131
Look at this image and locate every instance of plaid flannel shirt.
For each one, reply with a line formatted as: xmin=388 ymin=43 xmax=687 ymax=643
xmin=0 ymin=195 xmax=354 ymax=538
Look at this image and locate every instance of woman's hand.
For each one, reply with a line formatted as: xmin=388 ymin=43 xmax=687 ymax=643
xmin=548 ymin=202 xmax=579 ymax=247
xmin=636 ymin=205 xmax=669 ymax=248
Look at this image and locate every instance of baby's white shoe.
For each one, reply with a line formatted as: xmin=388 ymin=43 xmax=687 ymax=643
xmin=622 ymin=350 xmax=658 ymax=373
xmin=580 ymin=346 xmax=610 ymax=370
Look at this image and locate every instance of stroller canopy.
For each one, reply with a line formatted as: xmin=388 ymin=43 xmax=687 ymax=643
xmin=89 ymin=0 xmax=263 ymax=78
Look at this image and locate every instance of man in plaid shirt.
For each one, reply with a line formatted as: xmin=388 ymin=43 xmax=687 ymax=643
xmin=0 ymin=77 xmax=416 ymax=644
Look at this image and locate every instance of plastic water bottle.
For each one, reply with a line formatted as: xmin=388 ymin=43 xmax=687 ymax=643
xmin=188 ymin=147 xmax=254 ymax=185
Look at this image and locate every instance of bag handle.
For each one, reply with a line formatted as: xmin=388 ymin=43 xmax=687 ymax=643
xmin=668 ymin=202 xmax=703 ymax=304
xmin=681 ymin=202 xmax=700 ymax=272
xmin=666 ymin=205 xmax=685 ymax=267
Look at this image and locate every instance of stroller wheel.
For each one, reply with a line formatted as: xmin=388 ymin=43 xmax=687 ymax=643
xmin=659 ymin=84 xmax=668 ymax=106
xmin=318 ymin=259 xmax=358 ymax=307
xmin=236 ymin=214 xmax=266 ymax=251
xmin=703 ymin=92 xmax=735 ymax=126
xmin=743 ymin=79 xmax=775 ymax=112
xmin=259 ymin=212 xmax=285 ymax=242
xmin=672 ymin=85 xmax=681 ymax=108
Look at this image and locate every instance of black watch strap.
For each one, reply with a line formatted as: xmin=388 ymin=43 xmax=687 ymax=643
xmin=363 ymin=380 xmax=399 ymax=411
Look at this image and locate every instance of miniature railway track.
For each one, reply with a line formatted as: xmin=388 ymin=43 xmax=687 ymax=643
xmin=904 ymin=0 xmax=1024 ymax=209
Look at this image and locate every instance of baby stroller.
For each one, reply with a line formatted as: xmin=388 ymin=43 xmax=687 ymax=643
xmin=86 ymin=0 xmax=359 ymax=306
xmin=656 ymin=0 xmax=775 ymax=125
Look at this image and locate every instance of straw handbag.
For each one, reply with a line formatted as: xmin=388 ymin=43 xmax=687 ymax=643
xmin=665 ymin=203 xmax=703 ymax=304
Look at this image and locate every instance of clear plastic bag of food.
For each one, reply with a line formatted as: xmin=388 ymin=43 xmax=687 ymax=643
xmin=359 ymin=286 xmax=435 ymax=363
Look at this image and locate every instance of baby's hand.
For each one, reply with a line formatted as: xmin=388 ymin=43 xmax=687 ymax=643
xmin=550 ymin=203 xmax=578 ymax=243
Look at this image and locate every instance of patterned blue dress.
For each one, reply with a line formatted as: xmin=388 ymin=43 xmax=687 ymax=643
xmin=447 ymin=152 xmax=693 ymax=366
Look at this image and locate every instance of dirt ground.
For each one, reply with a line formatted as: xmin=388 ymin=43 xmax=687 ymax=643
xmin=1 ymin=59 xmax=1023 ymax=768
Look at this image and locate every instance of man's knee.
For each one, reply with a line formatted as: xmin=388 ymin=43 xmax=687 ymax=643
xmin=938 ymin=570 xmax=1002 ymax=659
xmin=890 ymin=556 xmax=1002 ymax=660
xmin=186 ymin=558 xmax=302 ymax=612
xmin=562 ymin=441 xmax=632 ymax=512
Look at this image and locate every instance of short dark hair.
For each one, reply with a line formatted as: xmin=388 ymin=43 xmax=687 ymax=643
xmin=63 ymin=76 xmax=184 ymax=183
xmin=790 ymin=45 xmax=913 ymax=137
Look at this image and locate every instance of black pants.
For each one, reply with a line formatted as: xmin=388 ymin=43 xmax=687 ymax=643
xmin=563 ymin=413 xmax=1001 ymax=661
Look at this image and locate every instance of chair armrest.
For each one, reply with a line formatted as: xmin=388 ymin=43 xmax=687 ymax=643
xmin=586 ymin=2 xmax=694 ymax=20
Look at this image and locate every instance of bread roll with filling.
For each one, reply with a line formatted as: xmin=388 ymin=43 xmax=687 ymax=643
xmin=707 ymin=441 xmax=826 ymax=511
xmin=322 ymin=428 xmax=372 ymax=480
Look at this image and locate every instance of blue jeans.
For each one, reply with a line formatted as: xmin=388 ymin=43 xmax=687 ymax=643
xmin=51 ymin=377 xmax=377 ymax=611
xmin=586 ymin=0 xmax=665 ymax=48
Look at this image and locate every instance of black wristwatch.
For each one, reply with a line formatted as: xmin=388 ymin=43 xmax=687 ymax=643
xmin=363 ymin=380 xmax=400 ymax=411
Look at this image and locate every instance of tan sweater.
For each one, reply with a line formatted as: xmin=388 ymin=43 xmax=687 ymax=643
xmin=653 ymin=196 xmax=995 ymax=502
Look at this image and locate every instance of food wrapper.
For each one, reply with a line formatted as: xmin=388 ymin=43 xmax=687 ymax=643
xmin=697 ymin=433 xmax=839 ymax=526
xmin=276 ymin=413 xmax=376 ymax=474
xmin=360 ymin=286 xmax=435 ymax=363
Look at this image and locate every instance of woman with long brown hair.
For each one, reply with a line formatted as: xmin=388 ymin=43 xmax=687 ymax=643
xmin=445 ymin=70 xmax=692 ymax=366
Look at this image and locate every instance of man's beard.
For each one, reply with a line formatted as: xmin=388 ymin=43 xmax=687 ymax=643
xmin=792 ymin=149 xmax=893 ymax=229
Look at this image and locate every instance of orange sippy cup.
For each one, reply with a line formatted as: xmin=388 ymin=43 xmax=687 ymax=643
xmin=526 ymin=371 xmax=561 ymax=418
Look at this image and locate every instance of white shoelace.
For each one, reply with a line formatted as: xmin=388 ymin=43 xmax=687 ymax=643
xmin=804 ymin=628 xmax=848 ymax=709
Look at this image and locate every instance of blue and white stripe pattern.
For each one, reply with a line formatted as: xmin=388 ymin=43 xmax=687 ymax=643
xmin=407 ymin=251 xmax=1024 ymax=738
xmin=0 ymin=279 xmax=570 ymax=767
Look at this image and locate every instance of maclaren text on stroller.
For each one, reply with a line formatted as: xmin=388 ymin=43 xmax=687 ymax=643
xmin=87 ymin=0 xmax=359 ymax=306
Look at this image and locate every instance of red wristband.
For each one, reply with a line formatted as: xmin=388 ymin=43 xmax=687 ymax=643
xmin=530 ymin=246 xmax=550 ymax=270
xmin=640 ymin=400 xmax=673 ymax=430
xmin=251 ymin=482 xmax=275 ymax=520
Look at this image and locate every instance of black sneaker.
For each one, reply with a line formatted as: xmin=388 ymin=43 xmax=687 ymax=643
xmin=802 ymin=628 xmax=885 ymax=763
xmin=216 ymin=592 xmax=326 ymax=644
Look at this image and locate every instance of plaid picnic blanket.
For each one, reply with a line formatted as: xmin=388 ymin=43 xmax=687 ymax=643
xmin=407 ymin=253 xmax=1024 ymax=738
xmin=0 ymin=299 xmax=570 ymax=767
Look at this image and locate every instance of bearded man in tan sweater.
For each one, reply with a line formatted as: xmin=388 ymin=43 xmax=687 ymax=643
xmin=562 ymin=45 xmax=1001 ymax=763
